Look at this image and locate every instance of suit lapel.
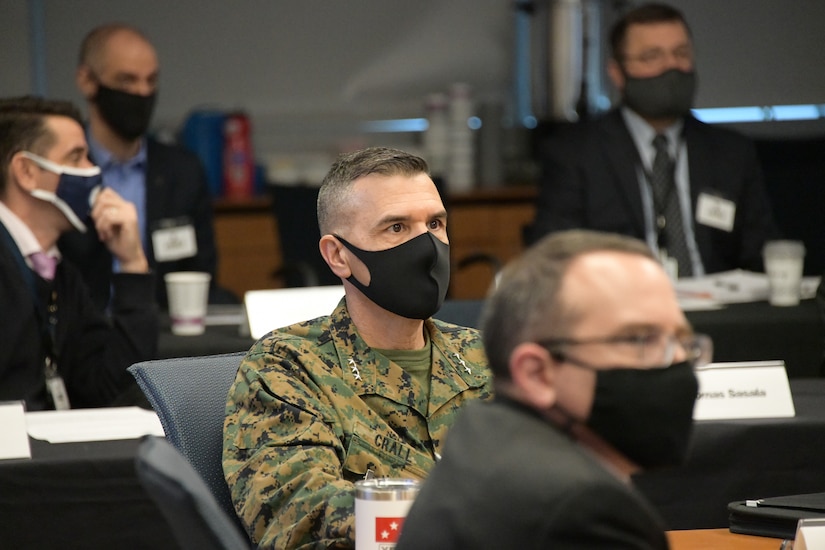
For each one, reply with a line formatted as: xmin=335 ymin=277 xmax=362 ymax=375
xmin=683 ymin=117 xmax=714 ymax=266
xmin=601 ymin=111 xmax=647 ymax=236
xmin=145 ymin=139 xmax=164 ymax=263
xmin=145 ymin=139 xmax=164 ymax=225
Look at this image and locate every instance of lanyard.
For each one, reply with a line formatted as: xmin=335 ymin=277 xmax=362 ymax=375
xmin=0 ymin=223 xmax=70 ymax=409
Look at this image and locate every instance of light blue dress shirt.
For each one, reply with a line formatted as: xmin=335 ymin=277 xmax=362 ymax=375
xmin=87 ymin=132 xmax=148 ymax=273
xmin=621 ymin=107 xmax=705 ymax=277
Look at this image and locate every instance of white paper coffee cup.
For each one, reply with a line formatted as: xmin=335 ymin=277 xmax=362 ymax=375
xmin=354 ymin=478 xmax=420 ymax=549
xmin=763 ymin=240 xmax=805 ymax=306
xmin=164 ymin=272 xmax=211 ymax=335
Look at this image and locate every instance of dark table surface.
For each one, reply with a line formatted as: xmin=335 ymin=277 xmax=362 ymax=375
xmin=635 ymin=377 xmax=825 ymax=530
xmin=0 ymin=437 xmax=181 ymax=549
xmin=686 ymin=299 xmax=824 ymax=378
xmin=157 ymin=306 xmax=254 ymax=359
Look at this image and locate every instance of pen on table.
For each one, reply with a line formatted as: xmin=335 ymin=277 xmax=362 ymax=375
xmin=779 ymin=539 xmax=793 ymax=549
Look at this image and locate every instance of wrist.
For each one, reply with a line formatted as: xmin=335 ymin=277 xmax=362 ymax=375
xmin=118 ymin=254 xmax=149 ymax=274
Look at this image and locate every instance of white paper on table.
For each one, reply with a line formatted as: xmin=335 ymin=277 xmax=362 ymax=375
xmin=26 ymin=406 xmax=165 ymax=443
xmin=675 ymin=269 xmax=821 ymax=308
xmin=0 ymin=401 xmax=32 ymax=459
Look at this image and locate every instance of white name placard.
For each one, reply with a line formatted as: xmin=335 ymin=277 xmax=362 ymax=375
xmin=693 ymin=361 xmax=795 ymax=420
xmin=794 ymin=518 xmax=825 ymax=550
xmin=0 ymin=401 xmax=31 ymax=460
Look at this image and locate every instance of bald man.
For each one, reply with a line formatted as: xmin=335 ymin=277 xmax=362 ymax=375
xmin=59 ymin=23 xmax=222 ymax=310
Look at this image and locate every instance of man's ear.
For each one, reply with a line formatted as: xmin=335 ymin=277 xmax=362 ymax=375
xmin=607 ymin=58 xmax=626 ymax=92
xmin=509 ymin=342 xmax=559 ymax=410
xmin=9 ymin=153 xmax=40 ymax=193
xmin=319 ymin=234 xmax=351 ymax=278
xmin=76 ymin=64 xmax=97 ymax=99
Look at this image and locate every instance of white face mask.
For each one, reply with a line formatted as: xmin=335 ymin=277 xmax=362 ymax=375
xmin=21 ymin=152 xmax=102 ymax=232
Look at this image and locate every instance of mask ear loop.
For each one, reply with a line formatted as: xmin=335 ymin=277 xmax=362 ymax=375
xmin=540 ymin=343 xmax=580 ymax=437
xmin=19 ymin=151 xmax=101 ymax=177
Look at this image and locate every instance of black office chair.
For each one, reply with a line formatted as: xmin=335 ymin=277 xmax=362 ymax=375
xmin=268 ymin=183 xmax=340 ymax=287
xmin=435 ymin=299 xmax=485 ymax=329
xmin=136 ymin=436 xmax=251 ymax=550
xmin=128 ymin=352 xmax=247 ymax=535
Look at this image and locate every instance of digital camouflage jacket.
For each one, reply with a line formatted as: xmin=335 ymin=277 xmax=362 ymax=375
xmin=223 ymin=298 xmax=492 ymax=549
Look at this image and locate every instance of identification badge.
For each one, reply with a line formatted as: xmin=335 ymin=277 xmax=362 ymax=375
xmin=152 ymin=223 xmax=197 ymax=262
xmin=46 ymin=374 xmax=71 ymax=410
xmin=660 ymin=252 xmax=679 ymax=280
xmin=696 ymin=193 xmax=736 ymax=232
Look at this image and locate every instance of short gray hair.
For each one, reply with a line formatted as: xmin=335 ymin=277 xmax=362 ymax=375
xmin=317 ymin=147 xmax=429 ymax=235
xmin=480 ymin=230 xmax=655 ymax=379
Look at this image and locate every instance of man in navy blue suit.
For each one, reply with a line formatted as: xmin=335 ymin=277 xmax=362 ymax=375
xmin=60 ymin=23 xmax=226 ymax=309
xmin=529 ymin=3 xmax=777 ymax=277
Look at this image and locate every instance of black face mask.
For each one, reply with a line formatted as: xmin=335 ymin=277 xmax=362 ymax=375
xmin=585 ymin=361 xmax=699 ymax=468
xmin=623 ymin=68 xmax=697 ymax=120
xmin=94 ymin=82 xmax=157 ymax=141
xmin=336 ymin=232 xmax=450 ymax=320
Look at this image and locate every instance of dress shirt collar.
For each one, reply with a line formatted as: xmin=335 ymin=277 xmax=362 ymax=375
xmin=621 ymin=107 xmax=684 ymax=170
xmin=0 ymin=201 xmax=61 ymax=261
xmin=86 ymin=129 xmax=148 ymax=170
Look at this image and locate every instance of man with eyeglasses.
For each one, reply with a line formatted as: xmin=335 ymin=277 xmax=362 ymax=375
xmin=529 ymin=2 xmax=777 ymax=279
xmin=398 ymin=229 xmax=708 ymax=549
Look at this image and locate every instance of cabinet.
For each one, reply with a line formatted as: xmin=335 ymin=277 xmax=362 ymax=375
xmin=446 ymin=187 xmax=536 ymax=299
xmin=213 ymin=186 xmax=537 ymax=300
xmin=213 ymin=198 xmax=279 ymax=298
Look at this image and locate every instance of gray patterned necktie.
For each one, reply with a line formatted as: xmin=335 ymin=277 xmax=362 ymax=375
xmin=650 ymin=134 xmax=692 ymax=277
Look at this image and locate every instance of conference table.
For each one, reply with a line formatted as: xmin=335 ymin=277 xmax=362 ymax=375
xmin=159 ymin=299 xmax=823 ymax=376
xmin=4 ymin=380 xmax=825 ymax=547
xmin=0 ymin=437 xmax=181 ymax=549
xmin=157 ymin=305 xmax=254 ymax=359
xmin=666 ymin=528 xmax=784 ymax=549
xmin=635 ymin=378 xmax=825 ymax=530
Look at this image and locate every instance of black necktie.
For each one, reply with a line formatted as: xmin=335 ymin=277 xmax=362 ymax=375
xmin=651 ymin=134 xmax=692 ymax=277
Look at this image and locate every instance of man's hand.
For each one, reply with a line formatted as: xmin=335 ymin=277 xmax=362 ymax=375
xmin=90 ymin=188 xmax=149 ymax=273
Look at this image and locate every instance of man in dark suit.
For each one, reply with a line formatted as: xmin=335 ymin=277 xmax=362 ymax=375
xmin=59 ymin=23 xmax=224 ymax=310
xmin=398 ymin=230 xmax=705 ymax=549
xmin=529 ymin=3 xmax=777 ymax=277
xmin=0 ymin=96 xmax=157 ymax=410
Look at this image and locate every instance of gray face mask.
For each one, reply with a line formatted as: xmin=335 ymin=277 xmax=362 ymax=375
xmin=623 ymin=68 xmax=697 ymax=120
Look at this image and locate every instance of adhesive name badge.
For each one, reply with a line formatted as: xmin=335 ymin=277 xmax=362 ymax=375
xmin=695 ymin=193 xmax=736 ymax=232
xmin=152 ymin=224 xmax=198 ymax=262
xmin=693 ymin=360 xmax=795 ymax=420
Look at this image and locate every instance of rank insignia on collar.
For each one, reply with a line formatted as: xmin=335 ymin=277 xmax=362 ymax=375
xmin=348 ymin=357 xmax=362 ymax=381
xmin=453 ymin=353 xmax=471 ymax=374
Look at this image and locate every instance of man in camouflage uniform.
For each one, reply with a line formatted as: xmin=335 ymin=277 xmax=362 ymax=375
xmin=223 ymin=147 xmax=493 ymax=548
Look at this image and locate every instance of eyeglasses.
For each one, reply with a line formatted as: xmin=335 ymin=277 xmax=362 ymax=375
xmin=622 ymin=46 xmax=693 ymax=70
xmin=538 ymin=332 xmax=713 ymax=369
